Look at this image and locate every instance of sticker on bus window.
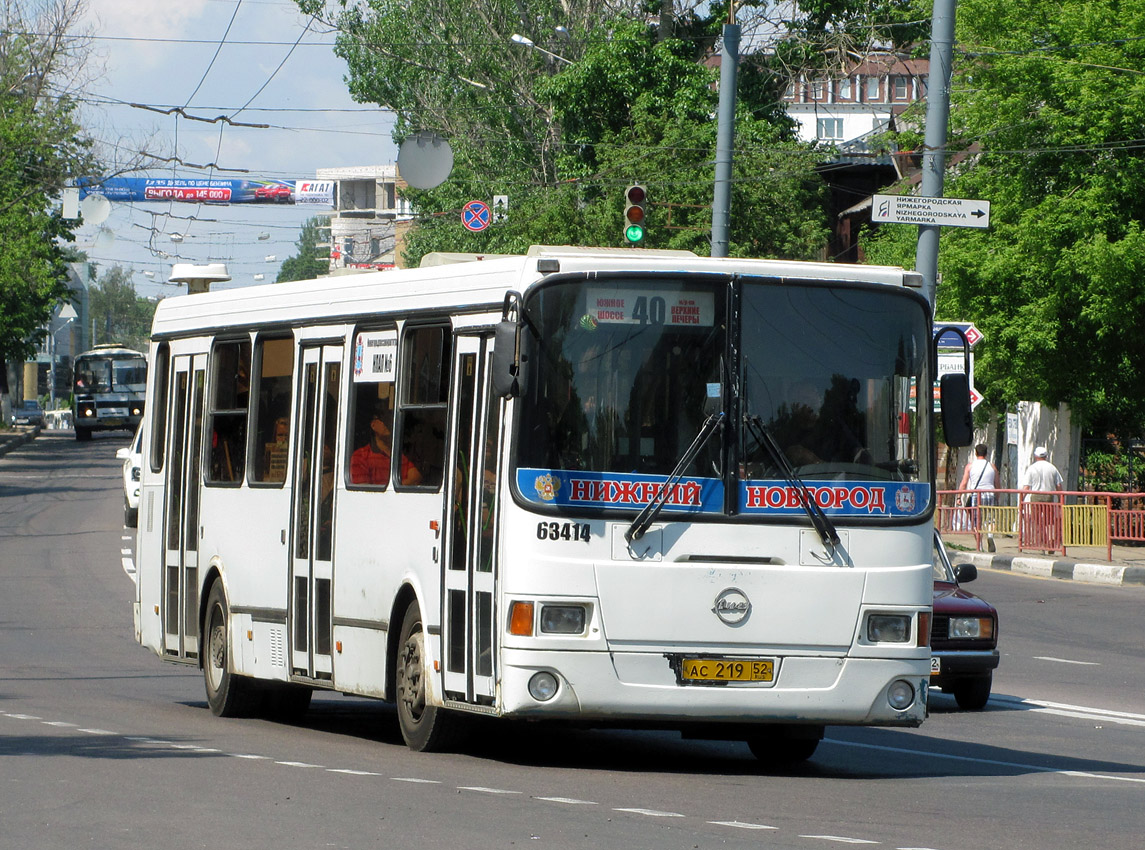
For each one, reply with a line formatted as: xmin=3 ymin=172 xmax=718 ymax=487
xmin=353 ymin=331 xmax=397 ymax=382
xmin=738 ymin=481 xmax=931 ymax=517
xmin=584 ymin=290 xmax=715 ymax=327
xmin=518 ymin=468 xmax=724 ymax=513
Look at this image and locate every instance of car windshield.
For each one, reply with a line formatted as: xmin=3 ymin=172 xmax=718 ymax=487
xmin=933 ymin=536 xmax=956 ymax=581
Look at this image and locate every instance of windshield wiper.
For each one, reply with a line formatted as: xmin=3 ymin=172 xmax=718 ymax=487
xmin=625 ymin=412 xmax=724 ymax=544
xmin=744 ymin=414 xmax=840 ymax=549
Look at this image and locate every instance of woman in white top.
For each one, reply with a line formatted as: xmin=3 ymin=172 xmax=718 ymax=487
xmin=959 ymin=443 xmax=998 ymax=507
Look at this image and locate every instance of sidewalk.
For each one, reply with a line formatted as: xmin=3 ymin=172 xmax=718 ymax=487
xmin=942 ymin=531 xmax=1145 ymax=587
xmin=3 ymin=425 xmax=1142 ymax=586
xmin=0 ymin=424 xmax=40 ymax=457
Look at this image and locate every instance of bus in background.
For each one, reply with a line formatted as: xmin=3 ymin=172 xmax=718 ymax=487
xmin=132 ymin=246 xmax=971 ymax=764
xmin=73 ymin=345 xmax=147 ymax=441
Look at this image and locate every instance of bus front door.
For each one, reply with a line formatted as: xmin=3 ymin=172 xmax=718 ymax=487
xmin=289 ymin=344 xmax=342 ymax=681
xmin=162 ymin=353 xmax=206 ymax=660
xmin=442 ymin=334 xmax=501 ymax=705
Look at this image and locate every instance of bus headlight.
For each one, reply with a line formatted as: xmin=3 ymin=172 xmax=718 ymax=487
xmin=528 ymin=671 xmax=560 ymax=701
xmin=866 ymin=614 xmax=911 ymax=643
xmin=540 ymin=605 xmax=586 ymax=635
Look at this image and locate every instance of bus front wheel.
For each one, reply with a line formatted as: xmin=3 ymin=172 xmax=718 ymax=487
xmin=203 ymin=580 xmax=260 ymax=717
xmin=395 ymin=602 xmax=458 ymax=752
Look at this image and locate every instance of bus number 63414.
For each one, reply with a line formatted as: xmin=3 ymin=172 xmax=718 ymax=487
xmin=537 ymin=521 xmax=591 ymax=543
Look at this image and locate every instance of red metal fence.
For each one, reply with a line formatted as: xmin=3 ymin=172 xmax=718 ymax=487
xmin=937 ymin=488 xmax=1145 ymax=559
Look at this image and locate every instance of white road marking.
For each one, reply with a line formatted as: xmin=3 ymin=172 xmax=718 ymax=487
xmin=328 ymin=768 xmax=382 ymax=776
xmin=42 ymin=721 xmax=77 ymax=728
xmin=801 ymin=836 xmax=878 ymax=844
xmin=834 ymin=738 xmax=1145 ymax=784
xmin=613 ymin=807 xmax=685 ymax=818
xmin=535 ymin=796 xmax=597 ymax=805
xmin=120 ymin=548 xmax=131 ymax=556
xmin=1033 ymin=656 xmax=1100 ymax=666
xmin=710 ymin=820 xmax=778 ymax=830
xmin=277 ymin=761 xmax=323 ymax=768
xmin=77 ymin=728 xmax=116 ymax=735
xmin=459 ymin=786 xmax=522 ymax=795
xmin=5 ymin=713 xmax=42 ymax=720
xmin=229 ymin=753 xmax=269 ymax=760
xmin=992 ymin=694 xmax=1145 ymax=727
xmin=392 ymin=777 xmax=441 ymax=784
xmin=122 ymin=557 xmax=135 ymax=577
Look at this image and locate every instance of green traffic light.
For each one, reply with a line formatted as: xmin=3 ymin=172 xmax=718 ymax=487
xmin=625 ymin=223 xmax=645 ymax=243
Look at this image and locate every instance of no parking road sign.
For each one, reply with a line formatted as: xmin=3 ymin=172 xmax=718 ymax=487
xmin=461 ymin=200 xmax=491 ymax=232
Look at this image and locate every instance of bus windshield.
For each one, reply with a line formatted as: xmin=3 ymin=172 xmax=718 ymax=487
xmin=516 ymin=275 xmax=931 ymax=520
xmin=75 ymin=354 xmax=148 ymax=394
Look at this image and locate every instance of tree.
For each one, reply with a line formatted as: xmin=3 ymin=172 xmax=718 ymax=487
xmin=862 ymin=0 xmax=1145 ymax=440
xmin=299 ymin=2 xmax=832 ymax=266
xmin=277 ymin=217 xmax=330 ymax=282
xmin=88 ymin=267 xmax=158 ymax=353
xmin=0 ymin=0 xmax=98 ymax=418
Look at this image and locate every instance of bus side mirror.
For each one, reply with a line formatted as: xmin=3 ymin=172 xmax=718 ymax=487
xmin=491 ymin=319 xmax=521 ymax=398
xmin=939 ymin=372 xmax=973 ymax=447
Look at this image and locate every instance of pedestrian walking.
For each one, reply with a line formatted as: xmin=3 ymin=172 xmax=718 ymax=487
xmin=959 ymin=444 xmax=998 ymax=551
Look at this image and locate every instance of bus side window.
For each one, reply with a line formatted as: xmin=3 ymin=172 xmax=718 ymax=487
xmin=150 ymin=343 xmax=170 ymax=472
xmin=251 ymin=337 xmax=294 ymax=484
xmin=206 ymin=339 xmax=251 ymax=485
xmin=397 ymin=325 xmax=450 ymax=489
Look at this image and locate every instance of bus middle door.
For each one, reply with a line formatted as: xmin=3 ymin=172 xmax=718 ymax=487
xmin=161 ymin=353 xmax=206 ymax=661
xmin=289 ymin=343 xmax=342 ymax=682
xmin=442 ymin=334 xmax=501 ymax=706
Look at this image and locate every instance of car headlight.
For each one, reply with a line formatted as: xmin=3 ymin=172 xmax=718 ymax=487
xmin=867 ymin=613 xmax=912 ymax=643
xmin=949 ymin=617 xmax=994 ymax=639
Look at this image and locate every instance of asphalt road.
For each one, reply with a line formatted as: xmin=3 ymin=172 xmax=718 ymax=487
xmin=2 ymin=431 xmax=1144 ymax=850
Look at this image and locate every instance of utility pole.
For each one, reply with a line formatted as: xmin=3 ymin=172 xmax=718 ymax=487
xmin=710 ymin=13 xmax=740 ymax=258
xmin=915 ymin=0 xmax=958 ymax=307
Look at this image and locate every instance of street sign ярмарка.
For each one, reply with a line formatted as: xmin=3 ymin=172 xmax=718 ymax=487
xmin=872 ymin=194 xmax=991 ymax=229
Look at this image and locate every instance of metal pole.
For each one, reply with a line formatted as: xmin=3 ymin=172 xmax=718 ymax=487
xmin=915 ymin=0 xmax=958 ymax=307
xmin=710 ymin=22 xmax=740 ymax=258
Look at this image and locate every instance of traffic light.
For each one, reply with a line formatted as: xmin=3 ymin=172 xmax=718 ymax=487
xmin=623 ymin=183 xmax=646 ymax=244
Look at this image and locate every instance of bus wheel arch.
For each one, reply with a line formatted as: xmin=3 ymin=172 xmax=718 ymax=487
xmin=202 ymin=574 xmax=260 ymax=717
xmin=393 ymin=595 xmax=461 ymax=752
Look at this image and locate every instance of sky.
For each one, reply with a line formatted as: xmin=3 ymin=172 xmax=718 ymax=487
xmin=73 ymin=0 xmax=397 ymax=299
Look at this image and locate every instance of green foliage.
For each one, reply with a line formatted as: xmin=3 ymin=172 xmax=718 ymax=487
xmin=277 ymin=217 xmax=331 ymax=282
xmin=862 ymin=0 xmax=1145 ymax=439
xmin=308 ymin=6 xmax=830 ymax=267
xmin=0 ymin=5 xmax=97 ymax=382
xmin=88 ymin=267 xmax=158 ymax=352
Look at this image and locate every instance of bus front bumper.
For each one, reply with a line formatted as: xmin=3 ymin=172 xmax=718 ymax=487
xmin=496 ymin=648 xmax=929 ymax=729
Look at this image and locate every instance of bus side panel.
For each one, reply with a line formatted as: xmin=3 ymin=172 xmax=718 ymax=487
xmin=199 ymin=485 xmax=292 ymax=680
xmin=331 ymin=489 xmax=443 ymax=698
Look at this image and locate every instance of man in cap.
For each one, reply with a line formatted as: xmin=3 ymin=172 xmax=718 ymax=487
xmin=1022 ymin=446 xmax=1063 ymax=503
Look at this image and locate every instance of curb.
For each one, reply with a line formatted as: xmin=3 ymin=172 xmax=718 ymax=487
xmin=0 ymin=425 xmax=39 ymax=457
xmin=961 ymin=550 xmax=1145 ymax=587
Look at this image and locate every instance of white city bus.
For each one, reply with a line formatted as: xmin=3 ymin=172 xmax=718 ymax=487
xmin=133 ymin=246 xmax=971 ymax=763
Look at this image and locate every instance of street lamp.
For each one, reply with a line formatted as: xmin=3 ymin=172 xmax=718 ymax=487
xmin=49 ymin=303 xmax=78 ymax=409
xmin=510 ymin=33 xmax=573 ymax=65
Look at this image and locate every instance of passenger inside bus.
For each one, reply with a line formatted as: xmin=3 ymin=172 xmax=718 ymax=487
xmin=351 ymin=401 xmax=421 ymax=487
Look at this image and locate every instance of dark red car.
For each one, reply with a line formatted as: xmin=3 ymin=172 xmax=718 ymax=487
xmin=931 ymin=532 xmax=1000 ymax=710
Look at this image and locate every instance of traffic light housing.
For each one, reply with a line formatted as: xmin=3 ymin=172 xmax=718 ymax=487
xmin=624 ymin=183 xmax=646 ymax=244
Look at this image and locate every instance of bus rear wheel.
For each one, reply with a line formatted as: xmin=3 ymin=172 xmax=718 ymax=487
xmin=203 ymin=580 xmax=260 ymax=717
xmin=395 ymin=602 xmax=458 ymax=752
